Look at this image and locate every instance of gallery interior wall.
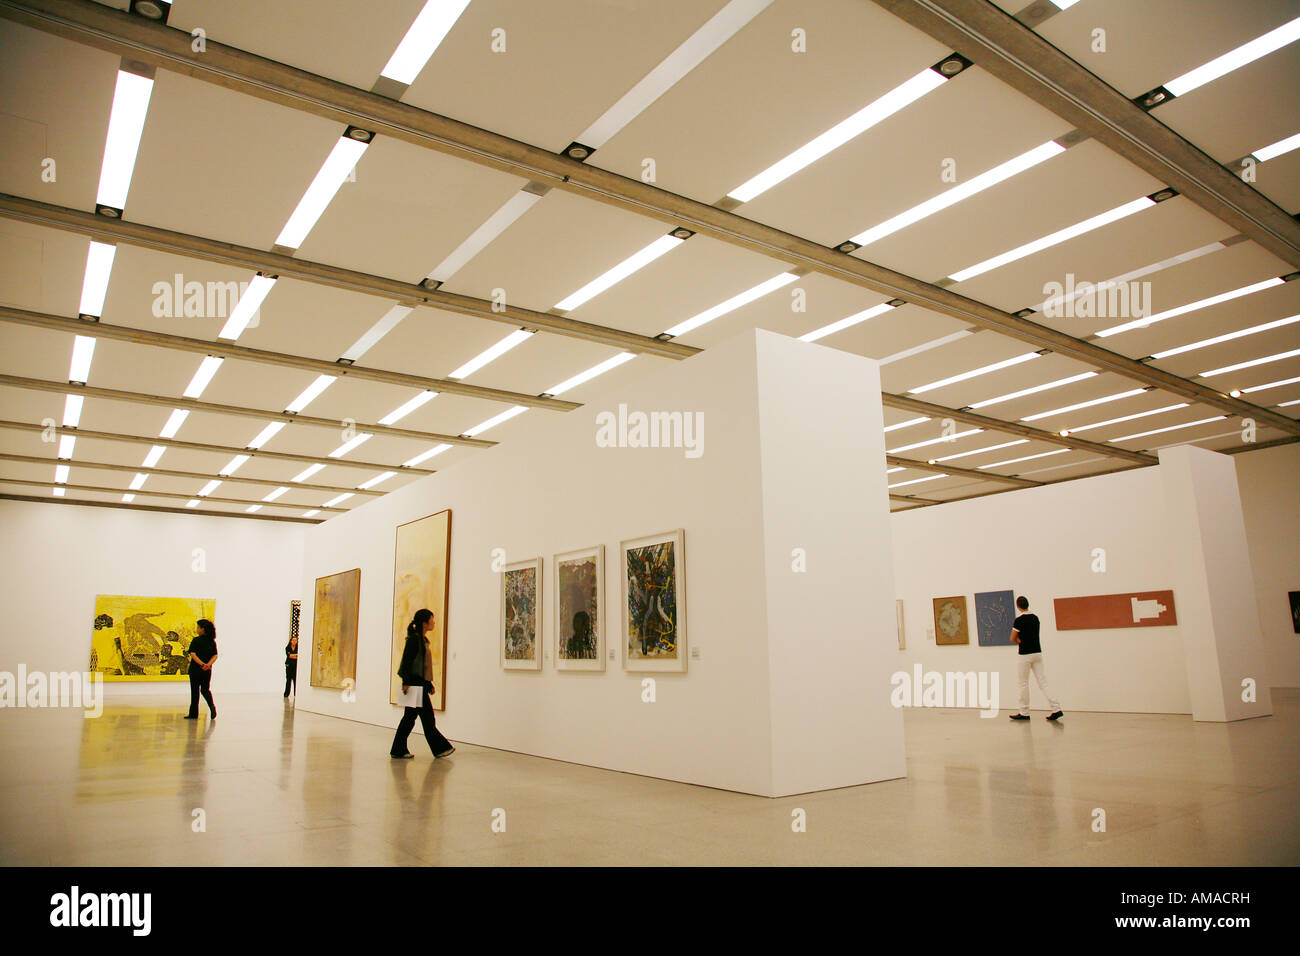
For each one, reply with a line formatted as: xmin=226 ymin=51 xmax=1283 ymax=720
xmin=0 ymin=499 xmax=306 ymax=696
xmin=890 ymin=443 xmax=1299 ymax=715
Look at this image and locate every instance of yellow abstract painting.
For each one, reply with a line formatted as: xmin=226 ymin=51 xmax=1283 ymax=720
xmin=389 ymin=510 xmax=451 ymax=709
xmin=310 ymin=568 xmax=360 ymax=690
xmin=90 ymin=595 xmax=215 ymax=681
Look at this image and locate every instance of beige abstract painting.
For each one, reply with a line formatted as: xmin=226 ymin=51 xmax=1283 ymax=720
xmin=389 ymin=510 xmax=451 ymax=709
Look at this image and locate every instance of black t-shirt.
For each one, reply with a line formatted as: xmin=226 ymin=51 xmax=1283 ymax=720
xmin=188 ymin=633 xmax=218 ymax=675
xmin=1013 ymin=613 xmax=1041 ymax=655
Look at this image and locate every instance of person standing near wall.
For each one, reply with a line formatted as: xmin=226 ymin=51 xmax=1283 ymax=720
xmin=390 ymin=608 xmax=455 ymax=759
xmin=284 ymin=634 xmax=298 ymax=698
xmin=185 ymin=619 xmax=218 ymax=721
xmin=1009 ymin=596 xmax=1063 ymax=722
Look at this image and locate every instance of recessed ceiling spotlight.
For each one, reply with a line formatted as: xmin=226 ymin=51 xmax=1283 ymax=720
xmin=887 ymin=298 xmax=906 ymax=308
xmin=1013 ymin=307 xmax=1035 ymax=318
xmin=1148 ymin=187 xmax=1179 ymax=203
xmin=1059 ymin=429 xmax=1070 ymax=437
xmin=563 ymin=142 xmax=595 ymax=161
xmin=836 ymin=240 xmax=862 ymax=254
xmin=671 ymin=228 xmax=695 ymax=240
xmin=344 ymin=125 xmax=374 ymax=143
xmin=129 ymin=0 xmax=171 ymax=23
xmin=420 ymin=277 xmax=442 ymax=291
xmin=654 ymin=332 xmax=675 ymax=341
xmin=932 ymin=53 xmax=973 ymax=78
xmin=1134 ymin=86 xmax=1174 ymax=109
xmin=95 ymin=204 xmax=122 ymax=218
xmin=1229 ymin=389 xmax=1243 ymax=397
xmin=1282 ymin=270 xmax=1300 ymax=283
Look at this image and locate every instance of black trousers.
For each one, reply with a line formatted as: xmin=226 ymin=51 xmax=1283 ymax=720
xmin=284 ymin=666 xmax=296 ymax=697
xmin=390 ymin=683 xmax=451 ymax=756
xmin=188 ymin=669 xmax=215 ymax=717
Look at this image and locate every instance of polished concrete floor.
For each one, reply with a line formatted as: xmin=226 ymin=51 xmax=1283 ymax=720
xmin=2 ymin=691 xmax=1297 ymax=865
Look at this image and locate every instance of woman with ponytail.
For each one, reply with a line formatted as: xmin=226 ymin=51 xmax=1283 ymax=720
xmin=390 ymin=608 xmax=455 ymax=759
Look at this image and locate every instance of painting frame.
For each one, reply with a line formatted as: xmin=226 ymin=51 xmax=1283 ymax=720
xmin=389 ymin=509 xmax=452 ymax=710
xmin=621 ymin=529 xmax=687 ymax=673
xmin=974 ymin=589 xmax=1016 ymax=647
xmin=309 ymin=567 xmax=361 ymax=689
xmin=501 ymin=557 xmax=542 ymax=671
xmin=932 ymin=595 xmax=970 ymax=646
xmin=554 ymin=545 xmax=605 ymax=672
xmin=89 ymin=594 xmax=215 ymax=681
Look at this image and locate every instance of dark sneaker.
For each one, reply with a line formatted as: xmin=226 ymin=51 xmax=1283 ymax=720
xmin=1046 ymin=711 xmax=1063 ymax=721
xmin=1009 ymin=714 xmax=1030 ymax=721
xmin=435 ymin=746 xmax=456 ymax=758
xmin=184 ymin=714 xmax=198 ymax=720
xmin=391 ymin=752 xmax=414 ymax=759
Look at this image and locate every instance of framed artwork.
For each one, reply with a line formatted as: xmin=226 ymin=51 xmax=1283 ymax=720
xmin=1054 ymin=590 xmax=1177 ymax=629
xmin=555 ymin=545 xmax=605 ymax=672
xmin=310 ymin=568 xmax=360 ymax=689
xmin=389 ymin=510 xmax=452 ymax=710
xmin=622 ymin=529 xmax=686 ymax=672
xmin=932 ymin=595 xmax=969 ymax=646
xmin=896 ymin=599 xmax=906 ymax=650
xmin=501 ymin=558 xmax=542 ymax=670
xmin=974 ymin=589 xmax=1016 ymax=646
xmin=90 ymin=595 xmax=215 ymax=681
xmin=1287 ymin=591 xmax=1298 ymax=634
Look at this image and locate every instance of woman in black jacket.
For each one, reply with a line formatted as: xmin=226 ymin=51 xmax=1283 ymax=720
xmin=284 ymin=635 xmax=298 ymax=698
xmin=390 ymin=608 xmax=455 ymax=759
xmin=185 ymin=618 xmax=218 ymax=720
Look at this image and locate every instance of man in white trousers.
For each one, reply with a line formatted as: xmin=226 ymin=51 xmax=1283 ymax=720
xmin=1008 ymin=595 xmax=1063 ymax=721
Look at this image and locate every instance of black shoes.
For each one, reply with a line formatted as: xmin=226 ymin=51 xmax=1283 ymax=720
xmin=1009 ymin=714 xmax=1030 ymax=721
xmin=435 ymin=746 xmax=456 ymax=758
xmin=1046 ymin=711 xmax=1063 ymax=721
xmin=184 ymin=714 xmax=197 ymax=720
xmin=391 ymin=752 xmax=414 ymax=759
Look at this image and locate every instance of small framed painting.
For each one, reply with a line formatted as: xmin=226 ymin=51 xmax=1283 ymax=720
xmin=932 ymin=595 xmax=970 ymax=646
xmin=554 ymin=545 xmax=605 ymax=672
xmin=622 ymin=529 xmax=686 ymax=673
xmin=501 ymin=558 xmax=541 ymax=670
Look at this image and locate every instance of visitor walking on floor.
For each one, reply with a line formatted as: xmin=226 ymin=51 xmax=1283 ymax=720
xmin=185 ymin=618 xmax=218 ymax=720
xmin=284 ymin=634 xmax=298 ymax=698
xmin=1008 ymin=596 xmax=1063 ymax=722
xmin=390 ymin=608 xmax=455 ymax=759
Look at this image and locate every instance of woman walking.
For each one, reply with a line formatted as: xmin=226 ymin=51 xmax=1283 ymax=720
xmin=284 ymin=634 xmax=298 ymax=698
xmin=390 ymin=608 xmax=454 ymax=759
xmin=185 ymin=618 xmax=218 ymax=720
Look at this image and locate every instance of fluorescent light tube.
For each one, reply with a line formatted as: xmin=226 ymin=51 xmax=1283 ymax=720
xmin=291 ymin=464 xmax=324 ymax=483
xmin=57 ymin=436 xmax=75 ymax=460
xmin=979 ymin=448 xmax=1068 ymax=469
xmin=218 ymin=274 xmax=276 ymax=340
xmin=263 ymin=486 xmax=290 ymax=502
xmin=428 ymin=192 xmax=542 ymax=283
xmin=358 ymin=471 xmax=397 ymax=490
xmin=69 ymin=336 xmax=96 ymax=384
xmin=799 ymin=302 xmax=894 ymax=342
xmin=886 ymin=466 xmax=906 ymax=474
xmin=121 ymin=494 xmax=135 ymax=503
xmin=329 ymin=433 xmax=373 ymax=458
xmin=1151 ymin=314 xmax=1300 ymax=360
xmin=183 ymin=357 xmax=224 ymax=399
xmin=285 ymin=375 xmax=336 ymax=413
xmin=159 ymin=408 xmax=189 ymax=438
xmin=79 ymin=242 xmax=117 ymax=317
xmin=930 ymin=439 xmax=1027 ymax=463
xmin=341 ymin=305 xmax=413 ymax=362
xmin=246 ymin=505 xmax=262 ymax=513
xmin=449 ymin=330 xmax=534 ymax=379
xmin=1019 ymin=456 xmax=1104 ymax=477
xmin=96 ymin=69 xmax=154 ymax=209
xmin=888 ymin=429 xmax=982 ymax=454
xmin=729 ymin=69 xmax=946 ymax=202
xmin=909 ymin=352 xmax=1040 ymax=394
xmin=1253 ymin=131 xmax=1300 ymax=162
xmin=547 ymin=352 xmax=637 ymax=396
xmin=219 ymin=454 xmax=250 ymax=476
xmin=141 ymin=445 xmax=166 ymax=469
xmin=889 ymin=473 xmax=947 ymax=489
xmin=53 ymin=487 xmax=66 ymax=497
xmin=950 ymin=197 xmax=1155 ymax=283
xmin=577 ymin=0 xmax=774 ymax=147
xmin=129 ymin=473 xmax=148 ymax=490
xmin=1110 ymin=416 xmax=1226 ymax=442
xmin=663 ymin=272 xmax=798 ymax=337
xmin=1049 ymin=0 xmax=1082 ymax=8
xmin=555 ymin=235 xmax=684 ymax=312
xmin=380 ymin=391 xmax=437 ymax=425
xmin=883 ymin=417 xmax=929 ymax=433
xmin=877 ymin=330 xmax=973 ymax=366
xmin=464 ymin=406 xmax=528 ymax=437
xmin=275 ymin=137 xmax=369 ymax=249
xmin=1096 ymin=276 xmax=1283 ymax=338
xmin=1279 ymin=398 xmax=1300 ymax=408
xmin=852 ymin=141 xmax=1065 ymax=247
xmin=54 ymin=464 xmax=69 ymax=483
xmin=62 ymin=394 xmax=84 ymax=428
xmin=1021 ymin=388 xmax=1147 ymax=421
xmin=247 ymin=421 xmax=286 ymax=449
xmin=1065 ymin=403 xmax=1188 ymax=434
xmin=302 ymin=509 xmax=320 ymax=518
xmin=198 ymin=480 xmax=221 ymax=497
xmin=323 ymin=492 xmax=354 ymax=508
xmin=1200 ymin=347 xmax=1300 ymax=377
xmin=1242 ymin=375 xmax=1300 ymax=393
xmin=185 ymin=499 xmax=200 ymax=508
xmin=968 ymin=372 xmax=1097 ymax=410
xmin=1165 ymin=17 xmax=1300 ymax=97
xmin=380 ymin=0 xmax=472 ymax=85
xmin=1034 ymin=242 xmax=1226 ymax=315
xmin=403 ymin=443 xmax=452 ymax=467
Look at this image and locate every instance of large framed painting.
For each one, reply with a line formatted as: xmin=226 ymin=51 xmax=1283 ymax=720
xmin=90 ymin=595 xmax=215 ymax=681
xmin=974 ymin=589 xmax=1016 ymax=646
xmin=501 ymin=558 xmax=542 ymax=670
xmin=622 ymin=529 xmax=686 ymax=672
xmin=389 ymin=510 xmax=452 ymax=709
xmin=555 ymin=545 xmax=604 ymax=672
xmin=932 ymin=595 xmax=970 ymax=646
xmin=310 ymin=568 xmax=361 ymax=689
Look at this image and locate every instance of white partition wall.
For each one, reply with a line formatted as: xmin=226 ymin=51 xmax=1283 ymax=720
xmin=297 ymin=329 xmax=904 ymax=797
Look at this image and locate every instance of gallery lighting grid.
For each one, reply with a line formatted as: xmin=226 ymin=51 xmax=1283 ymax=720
xmin=379 ymin=0 xmax=473 ymax=84
xmin=1109 ymin=416 xmax=1226 ymax=443
xmin=887 ymin=429 xmax=982 ymax=454
xmin=907 ymin=352 xmax=1040 ymax=395
xmin=967 ymin=372 xmax=1097 ymax=410
xmin=1149 ymin=315 xmax=1300 ymax=361
xmin=1021 ymin=388 xmax=1148 ymax=422
xmin=275 ymin=133 xmax=371 ymax=250
xmin=1095 ymin=277 xmax=1284 ymax=338
xmin=1031 ymin=242 xmax=1228 ymax=316
xmin=403 ymin=444 xmax=452 ymax=468
xmin=1061 ymin=404 xmax=1188 ymax=436
xmin=380 ymin=391 xmax=437 ymax=426
xmin=218 ymin=275 xmax=277 ymax=341
xmin=888 ymin=473 xmax=947 ymax=489
xmin=928 ymin=439 xmax=1027 ymax=464
xmin=449 ymin=331 xmax=535 ymax=380
xmin=662 ymin=273 xmax=799 ymax=338
xmin=799 ymin=302 xmax=894 ymax=343
xmin=1199 ymin=348 xmax=1300 ymax=378
xmin=948 ymin=196 xmax=1156 ymax=283
xmin=978 ymin=448 xmax=1068 ymax=470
